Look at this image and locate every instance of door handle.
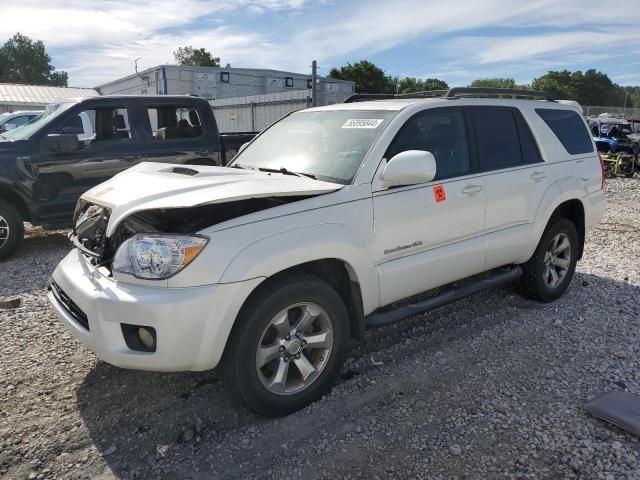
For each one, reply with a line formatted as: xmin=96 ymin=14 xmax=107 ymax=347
xmin=196 ymin=150 xmax=209 ymax=156
xmin=462 ymin=184 xmax=483 ymax=195
xmin=530 ymin=171 xmax=546 ymax=181
xmin=121 ymin=155 xmax=143 ymax=162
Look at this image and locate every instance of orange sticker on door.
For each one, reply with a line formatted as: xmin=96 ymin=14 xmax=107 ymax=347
xmin=433 ymin=184 xmax=446 ymax=203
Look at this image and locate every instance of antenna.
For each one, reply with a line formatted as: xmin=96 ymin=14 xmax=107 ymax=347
xmin=134 ymin=57 xmax=149 ymax=86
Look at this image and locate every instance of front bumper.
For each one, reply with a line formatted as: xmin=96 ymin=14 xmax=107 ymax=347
xmin=48 ymin=249 xmax=263 ymax=371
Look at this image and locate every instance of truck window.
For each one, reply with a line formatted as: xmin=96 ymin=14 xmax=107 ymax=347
xmin=56 ymin=107 xmax=131 ymax=145
xmin=472 ymin=108 xmax=523 ymax=171
xmin=536 ymin=108 xmax=593 ymax=155
xmin=386 ymin=109 xmax=470 ymax=181
xmin=148 ymin=106 xmax=203 ymax=140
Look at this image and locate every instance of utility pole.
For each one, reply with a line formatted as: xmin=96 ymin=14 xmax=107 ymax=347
xmin=311 ymin=60 xmax=318 ymax=107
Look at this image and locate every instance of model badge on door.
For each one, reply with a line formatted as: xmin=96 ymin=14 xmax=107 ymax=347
xmin=433 ymin=184 xmax=446 ymax=203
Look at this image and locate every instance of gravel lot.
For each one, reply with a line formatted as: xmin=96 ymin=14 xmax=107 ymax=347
xmin=1 ymin=178 xmax=639 ymax=480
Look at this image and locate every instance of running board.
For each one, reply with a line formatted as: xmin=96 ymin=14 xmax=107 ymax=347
xmin=365 ymin=266 xmax=523 ymax=328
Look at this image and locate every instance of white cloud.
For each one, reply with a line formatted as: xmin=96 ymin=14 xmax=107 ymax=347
xmin=2 ymin=0 xmax=639 ymax=87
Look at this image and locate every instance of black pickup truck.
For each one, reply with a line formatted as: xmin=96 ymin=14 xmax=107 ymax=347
xmin=0 ymin=95 xmax=255 ymax=260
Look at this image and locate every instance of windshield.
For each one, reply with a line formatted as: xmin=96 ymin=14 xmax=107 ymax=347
xmin=0 ymin=102 xmax=76 ymax=141
xmin=230 ymin=110 xmax=396 ymax=184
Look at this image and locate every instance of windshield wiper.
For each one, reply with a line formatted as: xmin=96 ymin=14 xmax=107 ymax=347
xmin=258 ymin=167 xmax=302 ymax=177
xmin=257 ymin=167 xmax=317 ymax=179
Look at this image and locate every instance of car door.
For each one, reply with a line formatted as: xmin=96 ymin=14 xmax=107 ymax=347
xmin=372 ymin=108 xmax=487 ymax=306
xmin=29 ymin=104 xmax=145 ymax=225
xmin=469 ymin=107 xmax=551 ymax=270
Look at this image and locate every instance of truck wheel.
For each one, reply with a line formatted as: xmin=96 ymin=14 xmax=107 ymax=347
xmin=0 ymin=199 xmax=24 ymax=261
xmin=519 ymin=218 xmax=579 ymax=302
xmin=222 ymin=272 xmax=348 ymax=417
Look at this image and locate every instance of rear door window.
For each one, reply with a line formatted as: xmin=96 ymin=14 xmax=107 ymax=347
xmin=536 ymin=108 xmax=593 ymax=155
xmin=386 ymin=109 xmax=470 ymax=181
xmin=514 ymin=113 xmax=542 ymax=164
xmin=472 ymin=108 xmax=522 ymax=171
xmin=147 ymin=106 xmax=203 ymax=140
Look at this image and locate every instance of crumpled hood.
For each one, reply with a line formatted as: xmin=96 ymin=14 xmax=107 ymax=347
xmin=81 ymin=162 xmax=343 ymax=235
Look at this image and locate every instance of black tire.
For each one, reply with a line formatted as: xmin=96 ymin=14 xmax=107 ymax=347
xmin=0 ymin=199 xmax=24 ymax=261
xmin=519 ymin=217 xmax=579 ymax=302
xmin=222 ymin=272 xmax=348 ymax=417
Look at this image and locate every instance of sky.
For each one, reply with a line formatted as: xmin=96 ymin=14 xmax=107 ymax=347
xmin=1 ymin=0 xmax=639 ymax=89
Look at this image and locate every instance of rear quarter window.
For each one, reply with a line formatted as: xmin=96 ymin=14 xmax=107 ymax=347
xmin=536 ymin=108 xmax=593 ymax=155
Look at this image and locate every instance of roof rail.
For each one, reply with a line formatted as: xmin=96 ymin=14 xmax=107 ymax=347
xmin=342 ymin=88 xmax=554 ymax=104
xmin=445 ymin=87 xmax=554 ymax=101
xmin=343 ymin=90 xmax=448 ymax=103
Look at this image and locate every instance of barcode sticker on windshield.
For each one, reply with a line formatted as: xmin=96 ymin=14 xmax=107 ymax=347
xmin=341 ymin=119 xmax=384 ymax=129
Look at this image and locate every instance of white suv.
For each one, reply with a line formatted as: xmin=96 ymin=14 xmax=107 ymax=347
xmin=49 ymin=89 xmax=606 ymax=416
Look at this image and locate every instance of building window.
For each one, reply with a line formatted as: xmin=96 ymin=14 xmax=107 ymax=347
xmin=285 ymin=77 xmax=294 ymax=88
xmin=220 ymin=72 xmax=230 ymax=83
xmin=307 ymin=79 xmax=313 ymax=89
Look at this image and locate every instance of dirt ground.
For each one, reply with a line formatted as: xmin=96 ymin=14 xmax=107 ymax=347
xmin=1 ymin=178 xmax=639 ymax=479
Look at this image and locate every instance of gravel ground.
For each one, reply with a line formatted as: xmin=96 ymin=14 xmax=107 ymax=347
xmin=1 ymin=178 xmax=639 ymax=480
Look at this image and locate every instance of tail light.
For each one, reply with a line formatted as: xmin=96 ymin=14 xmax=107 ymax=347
xmin=598 ymin=153 xmax=605 ymax=190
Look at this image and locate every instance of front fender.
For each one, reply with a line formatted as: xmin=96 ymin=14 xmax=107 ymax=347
xmin=219 ymin=223 xmax=379 ymax=315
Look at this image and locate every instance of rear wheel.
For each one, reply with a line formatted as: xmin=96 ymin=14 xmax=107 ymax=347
xmin=519 ymin=218 xmax=579 ymax=302
xmin=0 ymin=199 xmax=24 ymax=261
xmin=222 ymin=272 xmax=348 ymax=417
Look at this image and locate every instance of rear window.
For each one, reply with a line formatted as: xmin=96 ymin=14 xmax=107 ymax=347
xmin=148 ymin=106 xmax=203 ymax=140
xmin=536 ymin=109 xmax=593 ymax=155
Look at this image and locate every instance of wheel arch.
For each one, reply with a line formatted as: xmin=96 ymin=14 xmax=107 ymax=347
xmin=549 ymin=199 xmax=585 ymax=259
xmin=230 ymin=258 xmax=366 ymax=352
xmin=0 ymin=184 xmax=30 ymax=222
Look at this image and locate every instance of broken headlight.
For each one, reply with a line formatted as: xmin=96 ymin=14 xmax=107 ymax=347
xmin=112 ymin=234 xmax=208 ymax=280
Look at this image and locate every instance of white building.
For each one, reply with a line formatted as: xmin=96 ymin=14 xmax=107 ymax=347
xmin=0 ymin=83 xmax=99 ymax=113
xmin=96 ymin=65 xmax=354 ymax=100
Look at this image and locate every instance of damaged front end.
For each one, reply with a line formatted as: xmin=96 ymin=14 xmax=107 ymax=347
xmin=71 ymin=196 xmax=309 ymax=274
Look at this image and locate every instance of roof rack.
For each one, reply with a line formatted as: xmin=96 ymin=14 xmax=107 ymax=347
xmin=343 ymin=90 xmax=449 ymax=103
xmin=343 ymin=87 xmax=554 ymax=104
xmin=445 ymin=87 xmax=554 ymax=101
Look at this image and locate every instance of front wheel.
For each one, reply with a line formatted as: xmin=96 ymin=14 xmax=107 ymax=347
xmin=222 ymin=273 xmax=348 ymax=417
xmin=519 ymin=218 xmax=579 ymax=302
xmin=0 ymin=199 xmax=24 ymax=261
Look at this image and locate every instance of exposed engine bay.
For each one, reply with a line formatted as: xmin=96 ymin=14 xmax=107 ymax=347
xmin=72 ymin=196 xmax=310 ymax=270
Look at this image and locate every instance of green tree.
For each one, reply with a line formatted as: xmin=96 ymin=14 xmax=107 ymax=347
xmin=531 ymin=70 xmax=573 ymax=99
xmin=397 ymin=77 xmax=448 ymax=94
xmin=173 ymin=46 xmax=220 ymax=67
xmin=0 ymin=33 xmax=68 ymax=86
xmin=469 ymin=78 xmax=520 ymax=89
xmin=532 ymin=69 xmax=623 ymax=106
xmin=329 ymin=60 xmax=395 ymax=94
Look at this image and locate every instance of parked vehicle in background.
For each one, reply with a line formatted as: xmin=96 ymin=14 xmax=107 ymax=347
xmin=589 ymin=117 xmax=635 ymax=154
xmin=0 ymin=110 xmax=42 ymax=133
xmin=48 ymin=88 xmax=606 ymax=416
xmin=0 ymin=95 xmax=256 ymax=260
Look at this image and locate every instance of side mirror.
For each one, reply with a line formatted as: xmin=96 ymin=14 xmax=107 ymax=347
xmin=381 ymin=150 xmax=437 ymax=187
xmin=44 ymin=134 xmax=80 ymax=154
xmin=4 ymin=124 xmax=17 ymax=131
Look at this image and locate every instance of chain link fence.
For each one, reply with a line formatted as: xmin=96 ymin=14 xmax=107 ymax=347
xmin=583 ymin=105 xmax=640 ymax=120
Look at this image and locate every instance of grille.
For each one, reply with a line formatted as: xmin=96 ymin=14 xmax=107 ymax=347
xmin=49 ymin=281 xmax=90 ymax=331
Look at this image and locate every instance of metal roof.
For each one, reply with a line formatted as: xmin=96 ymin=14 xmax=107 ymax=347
xmin=0 ymin=83 xmax=99 ymax=106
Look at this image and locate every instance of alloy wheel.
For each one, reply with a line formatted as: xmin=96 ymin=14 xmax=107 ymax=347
xmin=543 ymin=232 xmax=571 ymax=289
xmin=0 ymin=214 xmax=9 ymax=250
xmin=256 ymin=302 xmax=334 ymax=395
